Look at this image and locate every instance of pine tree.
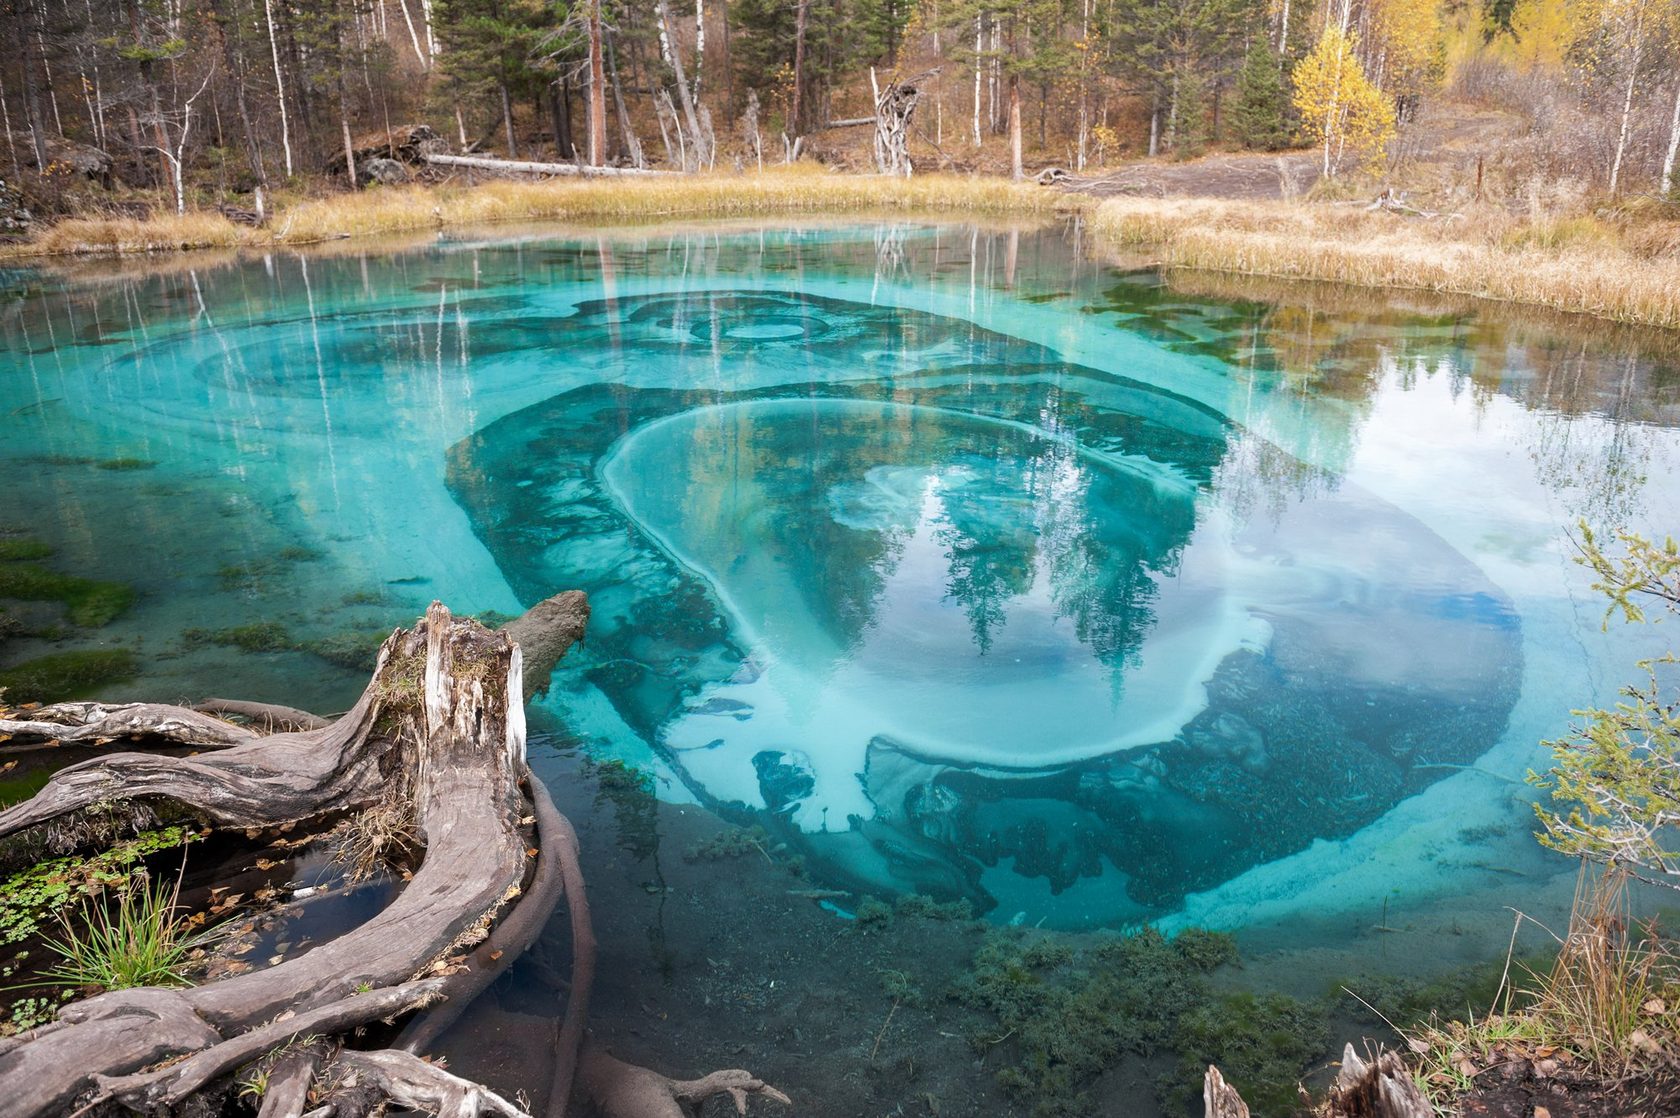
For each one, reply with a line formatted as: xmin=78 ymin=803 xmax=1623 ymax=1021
xmin=1232 ymin=33 xmax=1285 ymax=148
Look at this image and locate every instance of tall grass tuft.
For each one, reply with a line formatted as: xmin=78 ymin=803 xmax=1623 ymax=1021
xmin=41 ymin=869 xmax=207 ymax=991
xmin=1407 ymin=865 xmax=1680 ymax=1106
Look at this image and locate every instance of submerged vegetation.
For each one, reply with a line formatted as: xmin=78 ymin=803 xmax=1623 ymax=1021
xmin=0 ymin=650 xmax=140 ymax=704
xmin=954 ymin=926 xmax=1327 ymax=1117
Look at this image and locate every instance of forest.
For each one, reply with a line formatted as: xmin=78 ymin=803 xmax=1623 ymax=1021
xmin=3 ymin=0 xmax=1680 ymax=221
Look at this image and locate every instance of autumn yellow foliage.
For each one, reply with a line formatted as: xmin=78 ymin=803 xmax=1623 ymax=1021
xmin=1291 ymin=27 xmax=1397 ymax=177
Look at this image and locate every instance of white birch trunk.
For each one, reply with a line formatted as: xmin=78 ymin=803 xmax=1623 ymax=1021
xmin=1662 ymin=76 xmax=1680 ymax=196
xmin=972 ymin=15 xmax=982 ymax=147
xmin=264 ymin=0 xmax=294 ymax=176
xmin=396 ymin=0 xmax=428 ymax=68
xmin=1609 ymin=34 xmax=1643 ymax=196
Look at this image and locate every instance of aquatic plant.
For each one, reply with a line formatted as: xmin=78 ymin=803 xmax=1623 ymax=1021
xmin=854 ymin=896 xmax=893 ymax=933
xmin=0 ymin=539 xmax=53 ymax=562
xmin=0 ymin=649 xmax=139 ymax=704
xmin=0 ymin=563 xmax=134 ymax=626
xmin=182 ymin=621 xmax=296 ymax=654
xmin=0 ymin=827 xmax=201 ymax=948
xmin=894 ymin=893 xmax=973 ymax=921
xmin=683 ymin=824 xmax=771 ymax=863
xmin=956 ymin=926 xmax=1322 ymax=1117
xmin=38 ymin=869 xmax=208 ymax=991
xmin=93 ymin=458 xmax=156 ymax=471
xmin=301 ymin=628 xmax=392 ymax=670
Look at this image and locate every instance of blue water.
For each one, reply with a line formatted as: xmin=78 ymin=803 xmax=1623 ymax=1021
xmin=3 ymin=222 xmax=1678 ymax=959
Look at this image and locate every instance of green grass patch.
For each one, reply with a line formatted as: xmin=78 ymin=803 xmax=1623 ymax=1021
xmin=0 ymin=563 xmax=134 ymax=626
xmin=0 ymin=649 xmax=139 ymax=703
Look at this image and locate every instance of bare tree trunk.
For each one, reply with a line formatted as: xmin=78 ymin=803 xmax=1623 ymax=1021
xmin=587 ymin=0 xmax=606 ymax=164
xmin=790 ymin=0 xmax=809 ymax=136
xmin=1608 ymin=34 xmax=1642 ymax=196
xmin=1148 ymin=88 xmax=1159 ymax=157
xmin=264 ymin=0 xmax=295 ymax=175
xmin=218 ymin=0 xmax=267 ymax=191
xmin=339 ymin=84 xmax=358 ymax=186
xmin=1008 ymin=71 xmax=1021 ymax=180
xmin=655 ymin=0 xmax=704 ymax=169
xmin=16 ymin=0 xmax=49 ymax=171
xmin=395 ymin=0 xmax=428 ymax=69
xmin=693 ymin=0 xmax=704 ymax=100
xmin=1663 ymin=77 xmax=1680 ymax=196
xmin=606 ymin=31 xmax=644 ymax=168
xmin=0 ymin=69 xmax=19 ymax=175
xmin=972 ymin=13 xmax=982 ymax=147
xmin=501 ymin=81 xmax=518 ymax=157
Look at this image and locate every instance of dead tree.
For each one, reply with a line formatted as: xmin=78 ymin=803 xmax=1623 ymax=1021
xmin=871 ymin=68 xmax=936 ymax=178
xmin=0 ymin=595 xmax=788 ymax=1118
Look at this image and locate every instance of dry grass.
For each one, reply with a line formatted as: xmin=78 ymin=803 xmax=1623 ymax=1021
xmin=1408 ymin=867 xmax=1680 ymax=1108
xmin=1 ymin=168 xmax=1071 ymax=259
xmin=1089 ymin=196 xmax=1680 ymax=329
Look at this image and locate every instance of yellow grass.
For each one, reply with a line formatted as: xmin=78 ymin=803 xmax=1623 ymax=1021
xmin=1089 ymin=196 xmax=1680 ymax=330
xmin=11 ymin=172 xmax=1680 ymax=330
xmin=5 ymin=169 xmax=1070 ymax=258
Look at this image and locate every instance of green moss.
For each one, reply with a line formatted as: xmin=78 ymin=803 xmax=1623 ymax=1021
xmin=276 ymin=546 xmax=322 ymax=562
xmin=854 ymin=896 xmax=893 ymax=932
xmin=0 ymin=564 xmax=134 ymax=626
xmin=684 ymin=825 xmax=770 ymax=863
xmin=1170 ymin=992 xmax=1330 ymax=1117
xmin=339 ymin=590 xmax=388 ymax=606
xmin=300 ymin=629 xmax=390 ymax=671
xmin=182 ymin=621 xmax=294 ymax=653
xmin=94 ymin=458 xmax=156 ymax=471
xmin=895 ymin=892 xmax=974 ymax=921
xmin=0 ymin=539 xmax=52 ymax=561
xmin=0 ymin=649 xmax=138 ymax=704
xmin=955 ymin=926 xmax=1313 ymax=1118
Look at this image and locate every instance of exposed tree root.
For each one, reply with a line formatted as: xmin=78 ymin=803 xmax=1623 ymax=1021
xmin=0 ymin=593 xmax=790 ymax=1118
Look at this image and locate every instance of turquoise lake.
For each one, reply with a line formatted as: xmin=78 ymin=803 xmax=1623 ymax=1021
xmin=3 ymin=219 xmax=1679 ymax=966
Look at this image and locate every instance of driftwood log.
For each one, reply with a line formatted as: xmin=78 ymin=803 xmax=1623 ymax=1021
xmin=0 ymin=595 xmax=788 ymax=1118
xmin=420 ymin=153 xmax=667 ymax=178
xmin=868 ymin=68 xmax=936 ymax=178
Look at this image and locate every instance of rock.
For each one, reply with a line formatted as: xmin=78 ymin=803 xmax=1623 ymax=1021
xmin=0 ymin=178 xmax=31 ymax=233
xmin=359 ymin=157 xmax=409 ymax=186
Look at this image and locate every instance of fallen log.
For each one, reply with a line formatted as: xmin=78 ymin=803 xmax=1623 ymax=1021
xmin=0 ymin=593 xmax=789 ymax=1118
xmin=421 ymin=152 xmax=669 ymax=177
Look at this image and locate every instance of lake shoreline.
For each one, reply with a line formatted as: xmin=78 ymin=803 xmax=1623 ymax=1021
xmin=6 ymin=170 xmax=1679 ymax=330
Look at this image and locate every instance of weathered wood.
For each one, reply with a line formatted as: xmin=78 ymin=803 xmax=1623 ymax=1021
xmin=576 ymin=1041 xmax=792 ymax=1118
xmin=421 ymin=152 xmax=667 ymax=177
xmin=395 ymin=779 xmax=568 ymax=1053
xmin=94 ymin=980 xmax=447 ymax=1110
xmin=1326 ymin=1044 xmax=1432 ymax=1118
xmin=256 ymin=1052 xmax=320 ymax=1118
xmin=0 ymin=588 xmax=788 ymax=1118
xmin=501 ymin=590 xmax=589 ymax=701
xmin=196 ymin=696 xmax=331 ymax=732
xmin=333 ymin=1050 xmax=530 ymax=1118
xmin=1204 ymin=1064 xmax=1250 ymax=1118
xmin=0 ymin=601 xmax=538 ymax=1117
xmin=0 ymin=701 xmax=258 ymax=748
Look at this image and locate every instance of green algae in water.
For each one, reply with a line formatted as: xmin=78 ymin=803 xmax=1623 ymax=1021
xmin=0 ymin=539 xmax=52 ymax=562
xmin=0 ymin=563 xmax=134 ymax=627
xmin=0 ymin=649 xmax=139 ymax=703
xmin=182 ymin=621 xmax=295 ymax=653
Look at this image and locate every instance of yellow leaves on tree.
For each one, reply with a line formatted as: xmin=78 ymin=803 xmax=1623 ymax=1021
xmin=1291 ymin=26 xmax=1397 ymax=178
